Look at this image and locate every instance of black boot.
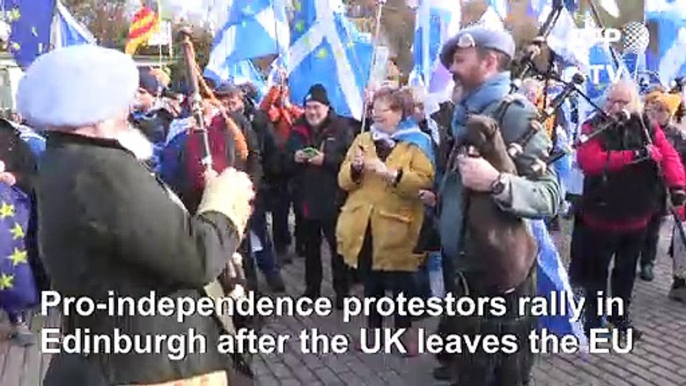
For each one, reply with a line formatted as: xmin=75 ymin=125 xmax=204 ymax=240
xmin=432 ymin=365 xmax=451 ymax=381
xmin=669 ymin=277 xmax=686 ymax=302
xmin=609 ymin=316 xmax=643 ymax=341
xmin=265 ymin=273 xmax=286 ymax=293
xmin=639 ymin=264 xmax=654 ymax=282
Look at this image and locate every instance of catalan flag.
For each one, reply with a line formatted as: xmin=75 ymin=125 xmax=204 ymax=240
xmin=0 ymin=183 xmax=38 ymax=314
xmin=125 ymin=5 xmax=160 ymax=55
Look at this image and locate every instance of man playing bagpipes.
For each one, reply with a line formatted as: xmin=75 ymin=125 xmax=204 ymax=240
xmin=435 ymin=27 xmax=561 ymax=385
xmin=575 ymin=81 xmax=685 ymax=339
xmin=643 ymin=90 xmax=686 ymax=302
xmin=260 ymin=75 xmax=306 ymax=262
xmin=21 ymin=45 xmax=255 ymax=385
xmin=158 ymin=74 xmax=264 ymax=294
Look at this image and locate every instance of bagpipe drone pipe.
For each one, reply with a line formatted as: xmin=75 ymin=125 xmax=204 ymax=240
xmin=176 ymin=27 xmax=256 ymax=380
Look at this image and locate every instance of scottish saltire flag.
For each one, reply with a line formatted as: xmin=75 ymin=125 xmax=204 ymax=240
xmin=51 ymin=0 xmax=96 ymax=48
xmin=527 ymin=0 xmax=580 ymax=18
xmin=487 ymin=0 xmax=508 ymax=19
xmin=410 ymin=0 xmax=460 ymax=87
xmin=7 ymin=0 xmax=56 ymax=69
xmin=0 ymin=183 xmax=37 ymax=314
xmin=645 ymin=0 xmax=686 ymax=21
xmin=205 ymin=0 xmax=289 ymax=78
xmin=286 ymin=0 xmax=373 ymax=119
xmin=531 ymin=219 xmax=587 ymax=346
xmin=653 ymin=16 xmax=686 ymax=86
xmin=471 ymin=6 xmax=505 ymax=30
xmin=409 ymin=0 xmax=460 ymax=115
xmin=541 ymin=6 xmax=589 ymax=68
xmin=206 ymin=60 xmax=269 ymax=103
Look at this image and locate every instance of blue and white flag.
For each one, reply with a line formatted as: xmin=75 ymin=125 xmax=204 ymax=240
xmin=645 ymin=0 xmax=686 ymax=21
xmin=205 ymin=59 xmax=269 ymax=103
xmin=541 ymin=6 xmax=590 ymax=68
xmin=205 ymin=0 xmax=289 ymax=78
xmin=410 ymin=0 xmax=460 ymax=87
xmin=286 ymin=0 xmax=373 ymax=119
xmin=531 ymin=219 xmax=588 ymax=347
xmin=471 ymin=6 xmax=505 ymax=30
xmin=409 ymin=0 xmax=460 ymax=115
xmin=51 ymin=0 xmax=96 ymax=48
xmin=488 ymin=0 xmax=508 ymax=20
xmin=7 ymin=0 xmax=56 ymax=69
xmin=654 ymin=17 xmax=686 ymax=86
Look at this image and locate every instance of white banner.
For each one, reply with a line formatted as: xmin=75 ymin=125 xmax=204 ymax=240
xmin=148 ymin=21 xmax=172 ymax=46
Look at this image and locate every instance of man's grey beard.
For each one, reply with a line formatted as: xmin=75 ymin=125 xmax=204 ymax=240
xmin=117 ymin=127 xmax=154 ymax=161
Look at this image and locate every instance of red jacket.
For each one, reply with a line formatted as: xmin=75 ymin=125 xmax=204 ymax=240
xmin=577 ymin=121 xmax=686 ymax=232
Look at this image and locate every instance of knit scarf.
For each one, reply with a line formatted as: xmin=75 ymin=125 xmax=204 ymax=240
xmin=452 ymin=72 xmax=512 ymax=138
xmin=371 ymin=118 xmax=435 ymax=165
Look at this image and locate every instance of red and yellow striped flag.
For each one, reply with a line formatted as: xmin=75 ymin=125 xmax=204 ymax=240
xmin=124 ymin=6 xmax=160 ymax=55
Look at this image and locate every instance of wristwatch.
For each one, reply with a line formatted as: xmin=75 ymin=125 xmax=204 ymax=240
xmin=490 ymin=173 xmax=508 ymax=195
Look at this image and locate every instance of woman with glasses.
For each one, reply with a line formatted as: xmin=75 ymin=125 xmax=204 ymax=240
xmin=336 ymin=87 xmax=435 ymax=357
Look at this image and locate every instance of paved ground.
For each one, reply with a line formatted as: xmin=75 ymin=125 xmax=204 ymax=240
xmin=1 ymin=219 xmax=685 ymax=385
xmin=252 ymin=219 xmax=686 ymax=386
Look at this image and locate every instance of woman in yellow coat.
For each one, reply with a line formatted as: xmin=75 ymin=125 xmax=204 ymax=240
xmin=336 ymin=87 xmax=435 ymax=356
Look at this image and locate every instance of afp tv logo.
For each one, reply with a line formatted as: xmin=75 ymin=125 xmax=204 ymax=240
xmin=574 ymin=27 xmax=622 ymax=45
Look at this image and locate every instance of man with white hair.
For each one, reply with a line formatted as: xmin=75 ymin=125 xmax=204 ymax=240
xmin=19 ymin=45 xmax=255 ymax=385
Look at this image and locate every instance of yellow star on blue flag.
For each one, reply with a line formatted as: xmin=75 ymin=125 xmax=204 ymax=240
xmin=0 ymin=201 xmax=14 ymax=219
xmin=0 ymin=273 xmax=14 ymax=290
xmin=7 ymin=248 xmax=27 ymax=267
xmin=0 ymin=183 xmax=38 ymax=307
xmin=8 ymin=0 xmax=55 ymax=69
xmin=10 ymin=223 xmax=24 ymax=240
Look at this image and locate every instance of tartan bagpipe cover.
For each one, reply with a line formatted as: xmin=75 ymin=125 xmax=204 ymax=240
xmin=530 ymin=219 xmax=588 ymax=346
xmin=0 ymin=182 xmax=38 ymax=313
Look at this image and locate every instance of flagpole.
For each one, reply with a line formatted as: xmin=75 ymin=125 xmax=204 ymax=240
xmin=157 ymin=0 xmax=162 ymax=68
xmin=360 ymin=0 xmax=386 ymax=132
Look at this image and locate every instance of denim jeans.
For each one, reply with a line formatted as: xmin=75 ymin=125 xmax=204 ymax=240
xmin=251 ymin=203 xmax=280 ymax=279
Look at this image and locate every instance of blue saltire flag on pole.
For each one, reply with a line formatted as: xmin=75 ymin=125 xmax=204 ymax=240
xmin=530 ymin=219 xmax=588 ymax=347
xmin=204 ymin=0 xmax=289 ymax=82
xmin=51 ymin=0 xmax=96 ymax=48
xmin=410 ymin=0 xmax=460 ymax=87
xmin=0 ymin=183 xmax=37 ymax=314
xmin=7 ymin=0 xmax=56 ymax=69
xmin=286 ymin=0 xmax=373 ymax=120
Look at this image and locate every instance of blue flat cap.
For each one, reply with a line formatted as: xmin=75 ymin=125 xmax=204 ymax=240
xmin=440 ymin=26 xmax=516 ymax=69
xmin=139 ymin=69 xmax=161 ymax=96
xmin=215 ymin=82 xmax=240 ymax=96
xmin=17 ymin=45 xmax=139 ymax=128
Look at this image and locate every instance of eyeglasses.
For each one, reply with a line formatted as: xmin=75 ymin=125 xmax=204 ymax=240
xmin=606 ymin=98 xmax=631 ymax=106
xmin=372 ymin=107 xmax=391 ymax=115
xmin=457 ymin=33 xmax=476 ymax=49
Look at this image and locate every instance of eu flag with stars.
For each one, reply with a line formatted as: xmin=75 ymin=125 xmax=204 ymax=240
xmin=0 ymin=183 xmax=37 ymax=313
xmin=7 ymin=0 xmax=56 ymax=69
